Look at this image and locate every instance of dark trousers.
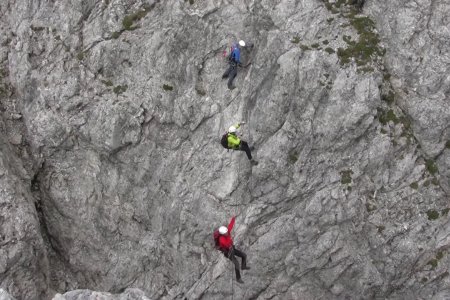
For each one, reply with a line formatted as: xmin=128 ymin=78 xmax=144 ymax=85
xmin=238 ymin=141 xmax=252 ymax=160
xmin=222 ymin=63 xmax=238 ymax=89
xmin=224 ymin=247 xmax=247 ymax=280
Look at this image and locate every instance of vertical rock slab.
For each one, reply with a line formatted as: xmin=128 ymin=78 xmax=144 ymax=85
xmin=0 ymin=131 xmax=49 ymax=298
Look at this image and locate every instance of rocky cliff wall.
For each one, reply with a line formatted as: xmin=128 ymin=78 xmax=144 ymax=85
xmin=0 ymin=0 xmax=449 ymax=299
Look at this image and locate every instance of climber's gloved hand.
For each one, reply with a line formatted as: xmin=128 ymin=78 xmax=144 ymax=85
xmin=239 ymin=121 xmax=246 ymax=125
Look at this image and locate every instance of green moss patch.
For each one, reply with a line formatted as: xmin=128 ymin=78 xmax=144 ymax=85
xmin=409 ymin=182 xmax=418 ymax=190
xmin=366 ymin=203 xmax=377 ymax=212
xmin=337 ymin=18 xmax=383 ymax=66
xmin=340 ymin=169 xmax=353 ymax=184
xmin=426 ymin=209 xmax=439 ymax=220
xmin=300 ymin=44 xmax=311 ymax=51
xmin=195 ymin=86 xmax=206 ymax=96
xmin=333 ymin=10 xmax=384 ymax=67
xmin=378 ymin=108 xmax=399 ymax=125
xmin=288 ymin=150 xmax=299 ymax=164
xmin=325 ymin=47 xmax=335 ymax=54
xmin=291 ymin=37 xmax=300 ymax=44
xmin=428 ymin=251 xmax=445 ymax=269
xmin=377 ymin=225 xmax=385 ymax=233
xmin=425 ymin=159 xmax=438 ymax=175
xmin=30 ymin=25 xmax=46 ymax=32
xmin=441 ymin=208 xmax=450 ymax=216
xmin=101 ymin=80 xmax=114 ymax=87
xmin=427 ymin=259 xmax=437 ymax=269
xmin=113 ymin=85 xmax=128 ymax=95
xmin=446 ymin=141 xmax=450 ymax=149
xmin=76 ymin=52 xmax=85 ymax=61
xmin=162 ymin=84 xmax=174 ymax=91
xmin=382 ymin=91 xmax=395 ymax=105
xmin=122 ymin=4 xmax=155 ymax=31
xmin=111 ymin=31 xmax=121 ymax=39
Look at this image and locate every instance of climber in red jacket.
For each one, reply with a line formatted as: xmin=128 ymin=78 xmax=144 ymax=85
xmin=215 ymin=216 xmax=250 ymax=283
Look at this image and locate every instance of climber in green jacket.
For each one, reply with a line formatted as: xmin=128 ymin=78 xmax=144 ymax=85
xmin=225 ymin=122 xmax=258 ymax=165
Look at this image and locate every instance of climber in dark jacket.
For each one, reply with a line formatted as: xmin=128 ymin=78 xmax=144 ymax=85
xmin=222 ymin=40 xmax=246 ymax=90
xmin=217 ymin=216 xmax=250 ymax=284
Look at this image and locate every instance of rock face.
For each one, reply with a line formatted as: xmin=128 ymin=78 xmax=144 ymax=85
xmin=53 ymin=288 xmax=150 ymax=300
xmin=0 ymin=108 xmax=49 ymax=297
xmin=0 ymin=0 xmax=449 ymax=299
xmin=0 ymin=289 xmax=17 ymax=300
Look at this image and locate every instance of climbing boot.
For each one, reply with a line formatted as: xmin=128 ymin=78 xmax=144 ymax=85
xmin=237 ymin=278 xmax=244 ymax=284
xmin=250 ymin=159 xmax=258 ymax=166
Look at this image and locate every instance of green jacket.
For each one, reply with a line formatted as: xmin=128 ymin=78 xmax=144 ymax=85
xmin=227 ymin=123 xmax=241 ymax=149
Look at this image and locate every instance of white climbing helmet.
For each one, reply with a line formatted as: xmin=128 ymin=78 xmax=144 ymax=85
xmin=219 ymin=226 xmax=228 ymax=235
xmin=238 ymin=40 xmax=246 ymax=47
xmin=228 ymin=126 xmax=237 ymax=133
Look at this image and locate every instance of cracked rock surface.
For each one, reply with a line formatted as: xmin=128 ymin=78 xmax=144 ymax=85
xmin=0 ymin=0 xmax=449 ymax=299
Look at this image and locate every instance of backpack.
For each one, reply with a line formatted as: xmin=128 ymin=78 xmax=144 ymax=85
xmin=213 ymin=229 xmax=221 ymax=249
xmin=220 ymin=133 xmax=229 ymax=149
xmin=223 ymin=43 xmax=237 ymax=59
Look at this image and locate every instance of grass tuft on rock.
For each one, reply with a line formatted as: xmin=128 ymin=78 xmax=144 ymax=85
xmin=409 ymin=182 xmax=418 ymax=190
xmin=428 ymin=259 xmax=438 ymax=269
xmin=300 ymin=44 xmax=311 ymax=51
xmin=291 ymin=37 xmax=300 ymax=44
xmin=288 ymin=150 xmax=299 ymax=164
xmin=325 ymin=47 xmax=335 ymax=54
xmin=111 ymin=31 xmax=121 ymax=39
xmin=113 ymin=85 xmax=128 ymax=95
xmin=382 ymin=91 xmax=395 ymax=105
xmin=366 ymin=203 xmax=377 ymax=212
xmin=334 ymin=13 xmax=384 ymax=66
xmin=162 ymin=84 xmax=174 ymax=91
xmin=426 ymin=209 xmax=439 ymax=220
xmin=101 ymin=80 xmax=114 ymax=87
xmin=425 ymin=159 xmax=438 ymax=175
xmin=77 ymin=52 xmax=85 ymax=61
xmin=378 ymin=109 xmax=399 ymax=125
xmin=122 ymin=4 xmax=154 ymax=31
xmin=340 ymin=169 xmax=353 ymax=184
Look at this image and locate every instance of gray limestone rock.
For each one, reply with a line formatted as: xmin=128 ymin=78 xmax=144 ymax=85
xmin=53 ymin=288 xmax=150 ymax=300
xmin=0 ymin=131 xmax=49 ymax=298
xmin=0 ymin=289 xmax=16 ymax=300
xmin=0 ymin=0 xmax=449 ymax=299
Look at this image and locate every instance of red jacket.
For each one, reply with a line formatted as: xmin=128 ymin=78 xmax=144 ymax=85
xmin=218 ymin=217 xmax=235 ymax=251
